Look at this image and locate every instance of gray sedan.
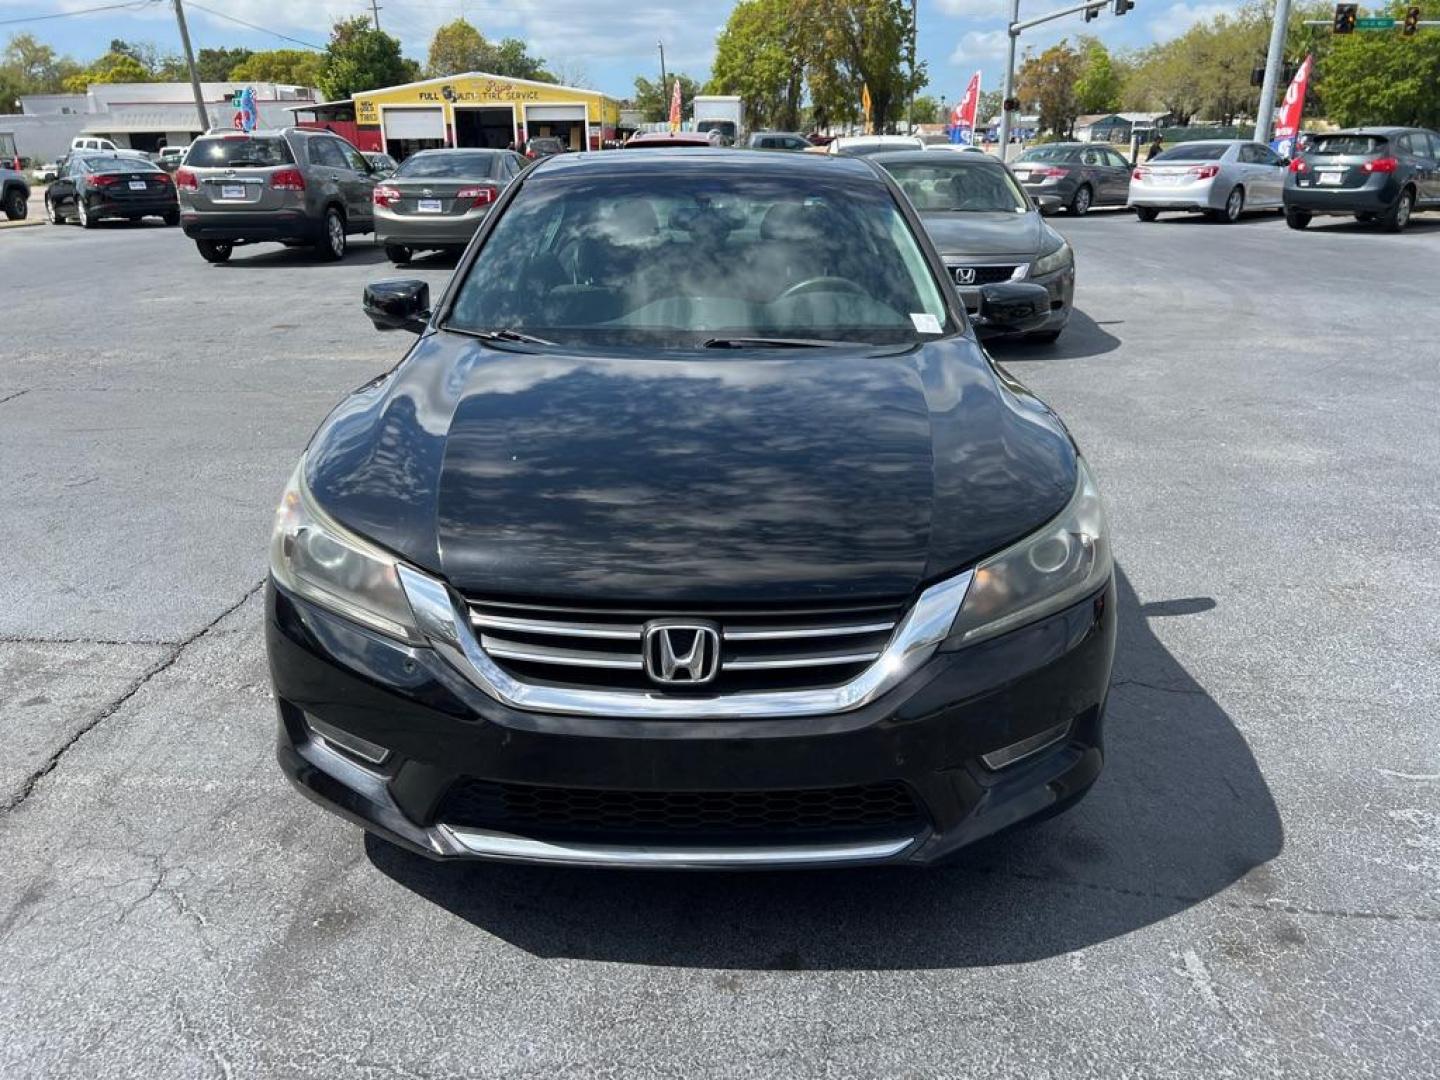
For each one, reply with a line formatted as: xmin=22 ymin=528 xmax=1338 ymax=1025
xmin=874 ymin=150 xmax=1074 ymax=343
xmin=373 ymin=148 xmax=527 ymax=264
xmin=1130 ymin=139 xmax=1288 ymax=223
xmin=1009 ymin=142 xmax=1133 ymax=215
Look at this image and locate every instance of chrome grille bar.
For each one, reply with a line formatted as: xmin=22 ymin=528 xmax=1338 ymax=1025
xmin=723 ymin=621 xmax=896 ymax=641
xmin=726 ymin=651 xmax=882 ymax=670
xmin=471 ymin=612 xmax=641 ymax=640
xmin=479 ymin=637 xmax=644 ymax=670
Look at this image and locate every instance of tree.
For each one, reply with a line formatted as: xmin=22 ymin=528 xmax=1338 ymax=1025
xmin=1017 ymin=41 xmax=1083 ymax=135
xmin=976 ymin=88 xmax=1003 ymax=126
xmin=910 ymin=94 xmax=940 ymax=124
xmin=486 ymin=38 xmax=552 ymax=81
xmin=229 ymin=49 xmax=324 ymax=87
xmin=1123 ymin=41 xmax=1202 ymax=124
xmin=195 ymin=47 xmax=253 ymax=82
xmin=632 ymin=73 xmax=700 ymax=123
xmin=62 ymin=51 xmax=152 ymax=92
xmin=806 ymin=0 xmax=926 ymax=132
xmin=1319 ymin=1 xmax=1440 ymax=128
xmin=708 ymin=0 xmax=810 ymax=130
xmin=320 ymin=17 xmax=413 ymax=100
xmin=427 ymin=19 xmax=487 ymax=76
xmin=1074 ymin=37 xmax=1122 ymax=114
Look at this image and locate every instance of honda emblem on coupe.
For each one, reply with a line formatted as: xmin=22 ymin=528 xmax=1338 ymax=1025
xmin=643 ymin=622 xmax=721 ymax=685
xmin=954 ymin=267 xmax=976 ymax=284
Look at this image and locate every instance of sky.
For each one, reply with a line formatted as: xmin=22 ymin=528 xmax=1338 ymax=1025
xmin=1 ymin=0 xmax=1245 ymax=105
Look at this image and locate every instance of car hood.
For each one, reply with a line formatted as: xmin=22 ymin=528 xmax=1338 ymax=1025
xmin=919 ymin=211 xmax=1046 ymax=256
xmin=305 ymin=332 xmax=1076 ymax=605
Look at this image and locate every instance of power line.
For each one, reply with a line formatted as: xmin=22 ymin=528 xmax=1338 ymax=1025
xmin=183 ymin=1 xmax=325 ymax=49
xmin=0 ymin=0 xmax=159 ymax=28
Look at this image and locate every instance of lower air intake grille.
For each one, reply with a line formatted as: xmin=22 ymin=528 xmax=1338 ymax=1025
xmin=437 ymin=779 xmax=923 ymax=841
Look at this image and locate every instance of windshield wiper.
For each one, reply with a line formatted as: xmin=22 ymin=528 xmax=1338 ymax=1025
xmin=701 ymin=336 xmax=843 ymax=349
xmin=463 ymin=328 xmax=557 ymax=346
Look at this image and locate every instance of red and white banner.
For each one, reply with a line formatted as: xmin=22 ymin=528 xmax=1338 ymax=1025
xmin=952 ymin=71 xmax=981 ymax=142
xmin=668 ymin=78 xmax=682 ymax=133
xmin=1270 ymin=53 xmax=1313 ymax=156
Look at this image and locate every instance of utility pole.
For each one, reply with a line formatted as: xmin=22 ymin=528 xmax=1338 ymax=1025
xmin=998 ymin=0 xmax=1020 ymax=160
xmin=370 ymin=0 xmax=382 ymax=31
xmin=1253 ymin=0 xmax=1292 ymax=145
xmin=658 ymin=40 xmax=667 ymax=97
xmin=170 ymin=0 xmax=210 ymax=134
xmin=907 ymin=0 xmax=917 ymax=133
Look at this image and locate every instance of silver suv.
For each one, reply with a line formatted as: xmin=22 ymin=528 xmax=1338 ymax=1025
xmin=177 ymin=127 xmax=379 ymax=263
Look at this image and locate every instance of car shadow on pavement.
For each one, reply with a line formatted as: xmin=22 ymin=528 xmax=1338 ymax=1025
xmin=208 ymin=243 xmax=391 ymax=268
xmin=986 ymin=307 xmax=1121 ymax=363
xmin=367 ymin=565 xmax=1283 ymax=970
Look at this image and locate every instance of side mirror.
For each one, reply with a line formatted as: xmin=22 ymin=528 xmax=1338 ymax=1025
xmin=977 ymin=282 xmax=1052 ymax=334
xmin=364 ymin=279 xmax=430 ymax=333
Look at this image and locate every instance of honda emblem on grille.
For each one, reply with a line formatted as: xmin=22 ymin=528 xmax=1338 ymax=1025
xmin=954 ymin=266 xmax=976 ymax=285
xmin=643 ymin=621 xmax=721 ymax=685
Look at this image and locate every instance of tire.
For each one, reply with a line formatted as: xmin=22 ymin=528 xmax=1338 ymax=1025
xmin=163 ymin=209 xmax=180 ymax=227
xmin=76 ymin=196 xmax=95 ymax=228
xmin=1211 ymin=185 xmax=1243 ymax=224
xmin=1379 ymin=187 xmax=1414 ymax=233
xmin=195 ymin=239 xmax=233 ymax=263
xmin=1024 ymin=329 xmax=1062 ymax=344
xmin=1284 ymin=207 xmax=1311 ymax=230
xmin=1068 ymin=185 xmax=1092 ymax=216
xmin=3 ymin=187 xmax=27 ymax=221
xmin=385 ymin=243 xmax=412 ymax=265
xmin=315 ymin=207 xmax=346 ymax=260
xmin=1134 ymin=207 xmax=1159 ymax=222
xmin=44 ymin=196 xmax=62 ymax=225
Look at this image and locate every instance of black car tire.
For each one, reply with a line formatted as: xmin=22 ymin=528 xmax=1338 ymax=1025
xmin=196 ymin=239 xmax=233 ymax=263
xmin=1068 ymin=185 xmax=1092 ymax=216
xmin=163 ymin=209 xmax=180 ymax=227
xmin=1024 ymin=329 xmax=1062 ymax=344
xmin=315 ymin=207 xmax=346 ymax=261
xmin=44 ymin=196 xmax=62 ymax=224
xmin=1285 ymin=207 xmax=1312 ymax=230
xmin=1379 ymin=187 xmax=1414 ymax=233
xmin=385 ymin=243 xmax=412 ymax=265
xmin=76 ymin=197 xmax=95 ymax=228
xmin=1210 ymin=186 xmax=1243 ymax=224
xmin=1134 ymin=207 xmax=1159 ymax=222
xmin=3 ymin=187 xmax=26 ymax=221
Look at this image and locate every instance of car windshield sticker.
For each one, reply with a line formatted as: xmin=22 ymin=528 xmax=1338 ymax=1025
xmin=911 ymin=313 xmax=942 ymax=334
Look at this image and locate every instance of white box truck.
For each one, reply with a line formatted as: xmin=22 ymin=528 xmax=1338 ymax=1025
xmin=691 ymin=96 xmax=743 ymax=146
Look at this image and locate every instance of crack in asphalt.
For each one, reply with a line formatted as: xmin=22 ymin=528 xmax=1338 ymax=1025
xmin=0 ymin=578 xmax=266 ymax=814
xmin=0 ymin=388 xmax=30 ymax=407
xmin=1108 ymin=677 xmax=1209 ymax=697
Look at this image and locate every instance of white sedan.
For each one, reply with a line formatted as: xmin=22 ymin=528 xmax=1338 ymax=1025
xmin=1129 ymin=139 xmax=1288 ymax=223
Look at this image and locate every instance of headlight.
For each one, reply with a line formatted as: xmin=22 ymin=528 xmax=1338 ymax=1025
xmin=269 ymin=463 xmax=423 ymax=643
xmin=941 ymin=457 xmax=1110 ymax=650
xmin=1029 ymin=239 xmax=1072 ymax=277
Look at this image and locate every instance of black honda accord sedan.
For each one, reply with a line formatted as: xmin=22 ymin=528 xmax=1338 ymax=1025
xmin=267 ymin=149 xmax=1116 ymax=869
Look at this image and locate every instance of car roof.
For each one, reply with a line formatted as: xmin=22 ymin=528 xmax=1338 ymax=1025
xmin=1324 ymin=126 xmax=1414 ymax=135
xmin=532 ymin=147 xmax=880 ymax=180
xmin=869 ymin=150 xmax=1007 ymax=166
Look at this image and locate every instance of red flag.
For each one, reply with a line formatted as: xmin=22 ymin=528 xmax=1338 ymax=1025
xmin=1271 ymin=53 xmax=1313 ymax=155
xmin=953 ymin=71 xmax=981 ymax=143
xmin=668 ymin=78 xmax=682 ymax=133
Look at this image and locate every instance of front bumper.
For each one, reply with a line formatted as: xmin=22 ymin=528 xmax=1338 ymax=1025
xmin=180 ymin=209 xmax=321 ymax=243
xmin=966 ymin=265 xmax=1073 ymax=338
xmin=1284 ymin=175 xmax=1399 ymax=215
xmin=268 ymin=574 xmax=1115 ymax=869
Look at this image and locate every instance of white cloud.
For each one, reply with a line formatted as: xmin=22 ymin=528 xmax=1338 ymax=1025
xmin=1147 ymin=1 xmax=1235 ymax=42
xmin=950 ymin=29 xmax=1011 ymax=64
xmin=935 ymin=0 xmax=1011 ymax=16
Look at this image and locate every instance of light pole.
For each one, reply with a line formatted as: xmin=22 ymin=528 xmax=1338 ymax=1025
xmin=1253 ymin=0 xmax=1292 ymax=144
xmin=998 ymin=0 xmax=1020 ymax=159
xmin=658 ymin=40 xmax=667 ymax=100
xmin=170 ymin=0 xmax=210 ymax=134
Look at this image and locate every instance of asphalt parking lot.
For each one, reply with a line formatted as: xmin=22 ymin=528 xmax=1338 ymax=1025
xmin=2 ymin=207 xmax=1437 ymax=1078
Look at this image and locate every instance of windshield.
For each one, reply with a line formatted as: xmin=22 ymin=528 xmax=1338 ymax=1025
xmin=1152 ymin=143 xmax=1227 ymax=162
xmin=1016 ymin=145 xmax=1080 ymax=163
xmin=187 ymin=136 xmax=293 ymax=168
xmin=396 ymin=151 xmax=500 ymax=178
xmin=1310 ymin=135 xmax=1386 ymax=156
xmin=446 ymin=171 xmax=951 ymax=347
xmin=884 ymin=161 xmax=1028 ymax=212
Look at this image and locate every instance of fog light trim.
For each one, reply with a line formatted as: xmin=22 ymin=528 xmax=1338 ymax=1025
xmin=981 ymin=720 xmax=1072 ymax=771
xmin=304 ymin=713 xmax=391 ymax=766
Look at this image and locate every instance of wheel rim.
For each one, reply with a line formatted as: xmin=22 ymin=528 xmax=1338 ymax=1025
xmin=328 ymin=214 xmax=344 ymax=255
xmin=45 ymin=199 xmax=56 ymax=223
xmin=77 ymin=199 xmax=88 ymax=225
xmin=1397 ymin=194 xmax=1412 ymax=227
xmin=1075 ymin=188 xmax=1090 ymax=213
xmin=1227 ymin=189 xmax=1242 ymax=220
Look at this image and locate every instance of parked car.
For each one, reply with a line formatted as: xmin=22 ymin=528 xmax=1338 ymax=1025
xmin=875 ymin=150 xmax=1072 ymax=343
xmin=175 ymin=127 xmax=379 ymax=263
xmin=924 ymin=143 xmax=988 ymax=155
xmin=1011 ymin=142 xmax=1132 ymax=215
xmin=1283 ymin=126 xmax=1440 ymax=232
xmin=827 ymin=134 xmax=925 ymax=156
xmin=746 ymin=131 xmax=812 ymax=151
xmin=363 ymin=151 xmax=398 ymax=175
xmin=70 ymin=136 xmax=118 ymax=153
xmin=623 ymin=131 xmax=722 ymax=148
xmin=522 ymin=137 xmax=566 ymax=159
xmin=32 ymin=160 xmax=61 ymax=184
xmin=374 ymin=148 xmax=527 ymax=264
xmin=43 ymin=153 xmax=177 ymax=227
xmin=155 ymin=145 xmax=189 ymax=173
xmin=2 ymin=167 xmax=30 ymax=220
xmin=1129 ymin=139 xmax=1287 ymax=223
xmin=266 ymin=149 xmax=1115 ymax=870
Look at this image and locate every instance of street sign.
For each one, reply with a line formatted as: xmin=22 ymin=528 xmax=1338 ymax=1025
xmin=1355 ymin=16 xmax=1395 ymax=27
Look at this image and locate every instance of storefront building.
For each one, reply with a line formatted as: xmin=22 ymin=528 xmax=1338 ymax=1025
xmin=295 ymin=73 xmax=620 ymax=161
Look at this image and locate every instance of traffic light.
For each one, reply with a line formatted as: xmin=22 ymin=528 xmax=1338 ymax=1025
xmin=1113 ymin=0 xmax=1133 ymax=13
xmin=1003 ymin=97 xmax=1020 ymax=113
xmin=1403 ymin=5 xmax=1421 ymax=33
xmin=1084 ymin=3 xmax=1099 ymax=21
xmin=1333 ymin=2 xmax=1357 ymax=32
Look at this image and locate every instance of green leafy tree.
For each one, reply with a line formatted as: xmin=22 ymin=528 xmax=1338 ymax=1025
xmin=427 ymin=19 xmax=487 ymax=76
xmin=320 ymin=17 xmax=412 ymax=100
xmin=807 ymin=0 xmax=927 ymax=131
xmin=910 ymin=94 xmax=940 ymax=124
xmin=485 ymin=38 xmax=553 ymax=81
xmin=229 ymin=49 xmax=324 ymax=87
xmin=1074 ymin=37 xmax=1122 ymax=114
xmin=1319 ymin=3 xmax=1440 ymax=128
xmin=708 ymin=0 xmax=810 ymax=130
xmin=1017 ymin=40 xmax=1083 ymax=135
xmin=195 ymin=47 xmax=254 ymax=82
xmin=632 ymin=73 xmax=700 ymax=123
xmin=62 ymin=51 xmax=152 ymax=92
xmin=976 ymin=88 xmax=1003 ymax=126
